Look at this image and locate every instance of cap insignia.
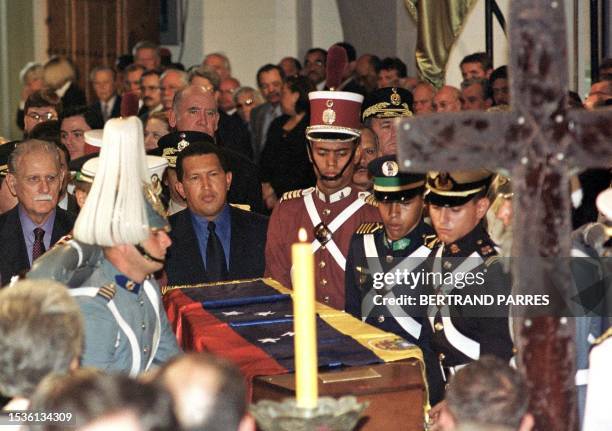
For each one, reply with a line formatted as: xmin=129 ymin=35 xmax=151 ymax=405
xmin=144 ymin=183 xmax=167 ymax=218
xmin=177 ymin=138 xmax=190 ymax=152
xmin=382 ymin=160 xmax=399 ymax=177
xmin=322 ymin=99 xmax=336 ymax=125
xmin=435 ymin=173 xmax=453 ymax=191
xmin=390 ymin=88 xmax=401 ymax=106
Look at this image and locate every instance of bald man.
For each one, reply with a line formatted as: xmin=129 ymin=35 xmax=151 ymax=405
xmin=433 ymin=85 xmax=462 ymax=113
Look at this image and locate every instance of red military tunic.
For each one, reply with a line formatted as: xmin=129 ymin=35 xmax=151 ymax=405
xmin=265 ymin=185 xmax=381 ymax=310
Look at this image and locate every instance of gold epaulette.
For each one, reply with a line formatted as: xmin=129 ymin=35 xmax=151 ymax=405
xmin=593 ymin=326 xmax=612 ymax=346
xmin=97 ymin=283 xmax=117 ymax=301
xmin=424 ymin=234 xmax=439 ymax=249
xmin=229 ymin=203 xmax=251 ymax=211
xmin=364 ymin=194 xmax=378 ymax=207
xmin=280 ymin=188 xmax=311 ymax=202
xmin=355 ymin=222 xmax=383 ymax=235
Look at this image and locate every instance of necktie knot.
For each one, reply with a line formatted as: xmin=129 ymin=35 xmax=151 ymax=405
xmin=208 ymin=221 xmax=216 ymax=233
xmin=34 ymin=227 xmax=45 ymax=240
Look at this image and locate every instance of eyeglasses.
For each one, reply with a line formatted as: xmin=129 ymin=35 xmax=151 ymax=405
xmin=27 ymin=112 xmax=57 ymax=121
xmin=236 ymin=99 xmax=254 ymax=109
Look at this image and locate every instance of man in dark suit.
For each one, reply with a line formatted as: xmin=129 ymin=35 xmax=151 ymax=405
xmin=168 ymin=85 xmax=264 ymax=213
xmin=0 ymin=139 xmax=76 ymax=285
xmin=165 ymin=138 xmax=268 ymax=286
xmin=250 ymin=64 xmax=284 ymax=164
xmin=89 ymin=66 xmax=122 ymax=128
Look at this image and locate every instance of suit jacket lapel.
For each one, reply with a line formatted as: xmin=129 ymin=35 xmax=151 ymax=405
xmin=1 ymin=207 xmax=30 ymax=275
xmin=172 ymin=210 xmax=208 ymax=283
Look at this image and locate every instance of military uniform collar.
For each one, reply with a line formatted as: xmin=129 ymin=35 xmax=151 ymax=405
xmin=384 ymin=219 xmax=431 ymax=253
xmin=315 ymin=186 xmax=353 ymax=203
xmin=101 ymin=258 xmax=142 ymax=294
xmin=443 ymin=222 xmax=493 ymax=256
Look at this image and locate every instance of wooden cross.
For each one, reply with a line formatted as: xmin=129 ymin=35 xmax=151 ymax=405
xmin=396 ymin=1 xmax=612 ymax=429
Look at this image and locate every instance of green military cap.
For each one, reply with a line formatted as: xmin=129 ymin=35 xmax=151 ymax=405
xmin=368 ymin=155 xmax=426 ymax=202
xmin=426 ymin=169 xmax=494 ymax=207
xmin=361 ymin=87 xmax=414 ymax=122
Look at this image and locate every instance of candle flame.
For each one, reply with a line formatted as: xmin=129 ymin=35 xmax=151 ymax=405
xmin=298 ymin=228 xmax=307 ymax=242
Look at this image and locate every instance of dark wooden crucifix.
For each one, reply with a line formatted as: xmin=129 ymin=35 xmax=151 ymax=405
xmin=396 ymin=1 xmax=612 ymax=430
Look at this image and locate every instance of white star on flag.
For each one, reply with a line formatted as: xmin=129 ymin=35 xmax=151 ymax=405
xmin=255 ymin=311 xmax=275 ymax=317
xmin=259 ymin=338 xmax=280 ymax=344
xmin=222 ymin=311 xmax=244 ymax=316
xmin=281 ymin=332 xmax=294 ymax=337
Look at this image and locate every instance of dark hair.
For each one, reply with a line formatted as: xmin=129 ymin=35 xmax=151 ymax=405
xmin=460 ymin=52 xmax=493 ymax=71
xmin=284 ymin=75 xmax=314 ymax=114
xmin=368 ymin=54 xmax=382 ymax=72
xmin=24 ymin=89 xmax=62 ymax=116
xmin=125 ymin=63 xmax=146 ymax=74
xmin=89 ymin=65 xmax=116 ymax=81
xmin=568 ymin=91 xmax=584 ymax=109
xmin=256 ymin=64 xmax=285 ymax=88
xmin=176 ymin=139 xmax=230 ymax=181
xmin=490 ymin=65 xmax=508 ymax=84
xmin=305 ymin=47 xmax=327 ymax=63
xmin=279 ymin=57 xmax=302 ymax=74
xmin=115 ymin=54 xmax=134 ymax=72
xmin=461 ymin=77 xmax=493 ymax=101
xmin=140 ymin=69 xmax=162 ymax=84
xmin=446 ymin=356 xmax=529 ymax=428
xmin=29 ymin=371 xmax=178 ymax=431
xmin=61 ymin=105 xmax=100 ymax=129
xmin=28 ymin=120 xmax=61 ymax=145
xmin=335 ymin=42 xmax=356 ymax=62
xmin=379 ymin=57 xmax=407 ymax=78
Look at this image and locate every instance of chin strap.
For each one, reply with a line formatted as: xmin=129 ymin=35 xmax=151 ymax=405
xmin=134 ymin=244 xmax=165 ymax=264
xmin=307 ymin=140 xmax=358 ymax=182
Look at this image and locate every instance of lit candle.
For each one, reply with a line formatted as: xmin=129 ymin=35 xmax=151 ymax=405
xmin=292 ymin=227 xmax=318 ymax=408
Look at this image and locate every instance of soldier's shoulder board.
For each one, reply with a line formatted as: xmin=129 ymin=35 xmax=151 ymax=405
xmin=280 ymin=187 xmax=314 ymax=202
xmin=97 ymin=283 xmax=117 ymax=301
xmin=358 ymin=192 xmax=378 ymax=207
xmin=356 ymin=222 xmax=383 ymax=235
xmin=484 ymin=255 xmax=503 ymax=267
xmin=423 ymin=234 xmax=440 ymax=249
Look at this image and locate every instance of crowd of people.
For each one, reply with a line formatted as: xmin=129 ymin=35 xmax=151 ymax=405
xmin=0 ymin=39 xmax=611 ymax=430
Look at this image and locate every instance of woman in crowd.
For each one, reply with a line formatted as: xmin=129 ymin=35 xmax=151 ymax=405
xmin=144 ymin=111 xmax=170 ymax=150
xmin=259 ymin=75 xmax=316 ymax=210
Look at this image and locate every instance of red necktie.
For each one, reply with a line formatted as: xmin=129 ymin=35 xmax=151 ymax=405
xmin=32 ymin=227 xmax=46 ymax=261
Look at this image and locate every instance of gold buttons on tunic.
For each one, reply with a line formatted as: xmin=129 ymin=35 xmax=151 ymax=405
xmin=323 ymin=296 xmax=330 ymax=303
xmin=319 ymin=261 xmax=326 ymax=268
xmin=434 ymin=322 xmax=444 ymax=332
xmin=385 ymin=255 xmax=393 ymax=263
xmin=321 ymin=279 xmax=328 ymax=286
xmin=438 ymin=353 xmax=446 ymax=361
xmin=322 ymin=209 xmax=331 ymax=216
xmin=377 ymin=315 xmax=385 ymax=323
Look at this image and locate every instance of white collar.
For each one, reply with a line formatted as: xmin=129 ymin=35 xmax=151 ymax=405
xmin=316 ymin=80 xmax=326 ymax=91
xmin=55 ymin=80 xmax=72 ymax=98
xmin=226 ymin=108 xmax=237 ymax=115
xmin=315 ymin=186 xmax=352 ymax=203
xmin=102 ymin=94 xmax=117 ymax=107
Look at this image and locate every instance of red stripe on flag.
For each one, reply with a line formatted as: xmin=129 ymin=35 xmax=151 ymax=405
xmin=163 ymin=289 xmax=288 ymax=384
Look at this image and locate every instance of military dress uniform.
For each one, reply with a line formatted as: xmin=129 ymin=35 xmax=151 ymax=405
xmin=265 ymin=185 xmax=380 ymax=309
xmin=28 ymin=148 xmax=181 ymax=376
xmin=423 ymin=171 xmax=514 ymax=387
xmin=265 ymin=82 xmax=382 ymax=310
xmin=29 ymin=241 xmax=180 ymax=376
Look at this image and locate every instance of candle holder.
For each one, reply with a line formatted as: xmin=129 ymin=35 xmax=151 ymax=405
xmin=250 ymin=396 xmax=368 ymax=431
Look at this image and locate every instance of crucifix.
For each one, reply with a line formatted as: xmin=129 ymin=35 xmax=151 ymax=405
xmin=396 ymin=1 xmax=612 ymax=430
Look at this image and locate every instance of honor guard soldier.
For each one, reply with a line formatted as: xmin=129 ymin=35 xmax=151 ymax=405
xmin=424 ymin=170 xmax=514 ymax=388
xmin=345 ymin=155 xmax=445 ymax=404
xmin=265 ymin=88 xmax=380 ymax=310
xmin=28 ymin=117 xmax=180 ymax=376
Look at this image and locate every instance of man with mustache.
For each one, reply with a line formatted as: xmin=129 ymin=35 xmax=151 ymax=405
xmin=0 ymin=139 xmax=75 ymax=285
xmin=28 ymin=117 xmax=180 ymax=374
xmin=250 ymin=64 xmax=285 ymax=163
xmin=138 ymin=70 xmax=163 ymax=121
xmin=164 ymin=137 xmax=268 ymax=285
xmin=265 ymin=89 xmax=380 ymax=309
xmin=352 ymin=126 xmax=379 ymax=191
